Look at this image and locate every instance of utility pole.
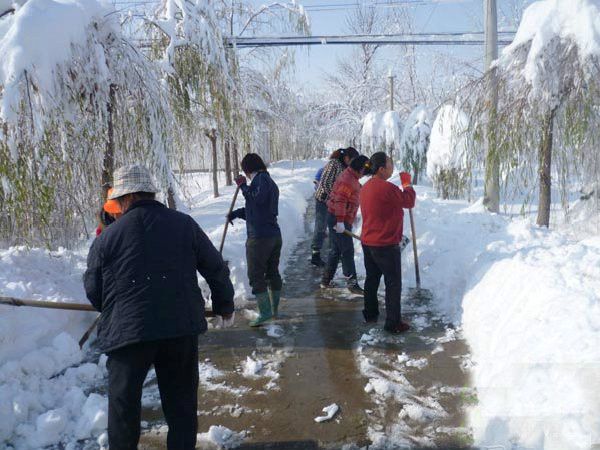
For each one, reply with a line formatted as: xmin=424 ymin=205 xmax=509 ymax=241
xmin=483 ymin=0 xmax=500 ymax=213
xmin=388 ymin=73 xmax=395 ymax=111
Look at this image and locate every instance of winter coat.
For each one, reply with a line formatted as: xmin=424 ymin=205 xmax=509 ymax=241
xmin=327 ymin=167 xmax=362 ymax=224
xmin=315 ymin=159 xmax=345 ymax=203
xmin=230 ymin=171 xmax=281 ymax=239
xmin=360 ymin=177 xmax=416 ymax=246
xmin=313 ymin=166 xmax=325 ymax=190
xmin=84 ymin=199 xmax=234 ymax=353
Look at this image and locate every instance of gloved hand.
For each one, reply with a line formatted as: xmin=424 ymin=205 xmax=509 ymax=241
xmin=335 ymin=222 xmax=345 ymax=233
xmin=214 ymin=311 xmax=235 ymax=329
xmin=226 ymin=212 xmax=235 ymax=225
xmin=399 ymin=172 xmax=412 ymax=188
xmin=235 ymin=175 xmax=247 ymax=187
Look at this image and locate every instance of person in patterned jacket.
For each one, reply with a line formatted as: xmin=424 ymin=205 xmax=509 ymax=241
xmin=321 ymin=154 xmax=372 ymax=294
xmin=311 ymin=147 xmax=359 ymax=267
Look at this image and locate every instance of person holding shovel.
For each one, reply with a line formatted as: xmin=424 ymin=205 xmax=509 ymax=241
xmin=359 ymin=152 xmax=416 ymax=334
xmin=84 ymin=165 xmax=234 ymax=450
xmin=311 ymin=147 xmax=359 ymax=267
xmin=227 ymin=153 xmax=282 ymax=327
xmin=321 ymin=154 xmax=371 ymax=294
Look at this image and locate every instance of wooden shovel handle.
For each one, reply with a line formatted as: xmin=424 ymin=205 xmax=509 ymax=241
xmin=408 ymin=208 xmax=421 ymax=289
xmin=219 ymin=184 xmax=241 ymax=254
xmin=343 ymin=230 xmax=362 ymax=241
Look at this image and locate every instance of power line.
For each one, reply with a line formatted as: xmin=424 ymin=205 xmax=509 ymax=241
xmin=223 ymin=32 xmax=515 ymax=48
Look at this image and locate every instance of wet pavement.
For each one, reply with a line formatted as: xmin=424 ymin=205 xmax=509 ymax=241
xmin=139 ymin=204 xmax=476 ymax=449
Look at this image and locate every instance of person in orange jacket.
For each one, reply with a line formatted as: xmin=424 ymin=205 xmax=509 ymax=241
xmin=321 ymin=154 xmax=371 ymax=294
xmin=359 ymin=152 xmax=416 ymax=334
xmin=96 ymin=188 xmax=122 ymax=236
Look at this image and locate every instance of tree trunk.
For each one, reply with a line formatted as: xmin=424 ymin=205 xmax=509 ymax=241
xmin=224 ymin=137 xmax=233 ymax=186
xmin=232 ymin=138 xmax=240 ymax=178
xmin=101 ymin=84 xmax=117 ymax=200
xmin=483 ymin=70 xmax=500 ymax=213
xmin=536 ymin=109 xmax=555 ymax=227
xmin=209 ymin=129 xmax=219 ymax=198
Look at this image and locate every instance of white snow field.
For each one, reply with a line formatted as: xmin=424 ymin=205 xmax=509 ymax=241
xmin=1 ymin=160 xmax=599 ymax=449
xmin=402 ymin=184 xmax=600 ymax=449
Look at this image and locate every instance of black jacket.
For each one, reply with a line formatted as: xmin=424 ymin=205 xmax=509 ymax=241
xmin=231 ymin=171 xmax=281 ymax=239
xmin=84 ymin=200 xmax=234 ymax=353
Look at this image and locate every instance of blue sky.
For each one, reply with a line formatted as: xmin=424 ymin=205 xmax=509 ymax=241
xmin=241 ymin=0 xmax=527 ymax=89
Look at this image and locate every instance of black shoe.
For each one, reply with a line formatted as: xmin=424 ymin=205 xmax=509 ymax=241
xmin=347 ymin=279 xmax=364 ymax=295
xmin=384 ymin=321 xmax=410 ymax=334
xmin=311 ymin=251 xmax=325 ymax=267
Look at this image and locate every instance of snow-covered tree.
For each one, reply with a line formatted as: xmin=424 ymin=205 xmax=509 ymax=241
xmin=467 ymin=0 xmax=600 ymax=227
xmin=427 ymin=105 xmax=469 ymax=199
xmin=360 ymin=111 xmax=403 ymax=159
xmin=145 ymin=0 xmax=237 ymax=198
xmin=0 ymin=0 xmax=176 ymax=246
xmin=399 ymin=105 xmax=431 ymax=184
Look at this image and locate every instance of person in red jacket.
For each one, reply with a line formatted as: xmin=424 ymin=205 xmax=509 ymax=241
xmin=322 ymin=154 xmax=371 ymax=294
xmin=359 ymin=152 xmax=416 ymax=334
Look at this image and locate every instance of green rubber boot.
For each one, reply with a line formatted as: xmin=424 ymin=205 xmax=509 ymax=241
xmin=269 ymin=290 xmax=281 ymax=317
xmin=249 ymin=292 xmax=273 ymax=327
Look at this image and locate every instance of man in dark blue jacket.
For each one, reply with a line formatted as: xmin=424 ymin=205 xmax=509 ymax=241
xmin=84 ymin=165 xmax=234 ymax=450
xmin=228 ymin=153 xmax=282 ymax=326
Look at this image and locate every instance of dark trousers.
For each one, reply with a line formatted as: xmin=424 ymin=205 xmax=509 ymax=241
xmin=246 ymin=235 xmax=283 ymax=295
xmin=362 ymin=244 xmax=402 ymax=327
xmin=311 ymin=199 xmax=328 ymax=252
xmin=106 ymin=335 xmax=199 ymax=450
xmin=325 ymin=212 xmax=356 ymax=280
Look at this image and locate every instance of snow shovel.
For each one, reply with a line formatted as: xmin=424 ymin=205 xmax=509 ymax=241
xmin=219 ymin=184 xmax=241 ymax=256
xmin=343 ymin=230 xmax=362 ymax=240
xmin=407 ymin=209 xmax=433 ymax=301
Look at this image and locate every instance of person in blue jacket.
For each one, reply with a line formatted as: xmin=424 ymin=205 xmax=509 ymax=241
xmin=228 ymin=153 xmax=282 ymax=327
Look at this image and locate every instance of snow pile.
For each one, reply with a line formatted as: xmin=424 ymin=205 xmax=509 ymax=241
xmin=0 ymin=333 xmax=108 ymax=448
xmin=197 ymin=425 xmax=247 ymax=449
xmin=500 ymin=0 xmax=600 ymax=89
xmin=462 ymin=221 xmax=600 ymax=449
xmin=314 ymin=403 xmax=339 ymax=423
xmin=0 ymin=246 xmax=94 ymax=361
xmin=239 ymin=350 xmax=286 ymax=391
xmin=241 ymin=355 xmax=264 ymax=378
xmin=197 ymin=360 xmax=249 ymax=396
xmin=361 ymin=111 xmax=403 ymax=154
xmin=265 ymin=323 xmax=285 ymax=338
xmin=0 ymin=246 xmax=108 ymax=448
xmin=426 ymin=105 xmax=468 ymax=180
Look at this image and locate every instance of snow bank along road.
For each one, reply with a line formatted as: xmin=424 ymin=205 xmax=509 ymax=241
xmin=1 ymin=160 xmax=599 ymax=449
